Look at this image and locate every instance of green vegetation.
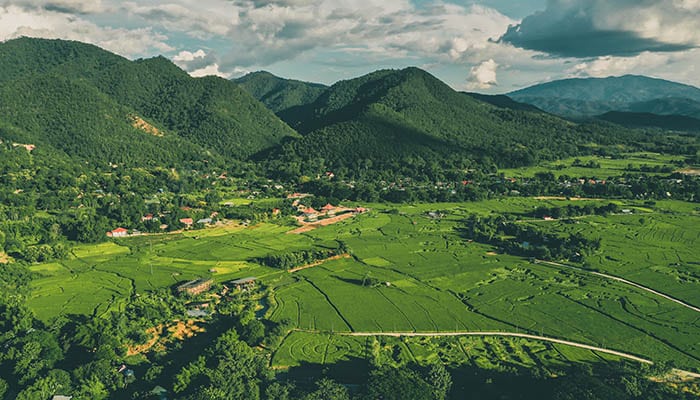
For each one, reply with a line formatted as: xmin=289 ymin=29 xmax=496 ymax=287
xmin=0 ymin=37 xmax=699 ymax=400
xmin=235 ymin=70 xmax=328 ymax=114
xmin=0 ymin=37 xmax=297 ymax=165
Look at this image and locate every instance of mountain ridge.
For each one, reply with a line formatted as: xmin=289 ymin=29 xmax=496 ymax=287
xmin=0 ymin=37 xmax=298 ymax=165
xmin=509 ymin=75 xmax=700 ymax=119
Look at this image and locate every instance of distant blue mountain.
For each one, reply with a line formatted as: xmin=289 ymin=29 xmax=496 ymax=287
xmin=509 ymin=75 xmax=700 ymax=120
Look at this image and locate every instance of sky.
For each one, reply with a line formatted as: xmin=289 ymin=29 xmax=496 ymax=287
xmin=0 ymin=0 xmax=699 ymax=93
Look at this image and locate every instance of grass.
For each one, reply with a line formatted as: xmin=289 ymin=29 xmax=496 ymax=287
xmin=499 ymin=152 xmax=685 ymax=179
xmin=26 ymin=194 xmax=700 ymax=371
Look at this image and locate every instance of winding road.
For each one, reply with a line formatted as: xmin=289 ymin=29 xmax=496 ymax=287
xmin=536 ymin=260 xmax=700 ymax=314
xmin=330 ymin=330 xmax=700 ymax=379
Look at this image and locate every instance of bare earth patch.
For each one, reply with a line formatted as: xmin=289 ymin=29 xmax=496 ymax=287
xmin=0 ymin=252 xmax=12 ymax=264
xmin=126 ymin=320 xmax=205 ymax=356
xmin=288 ymin=209 xmax=366 ymax=234
xmin=676 ymin=168 xmax=700 ymax=176
xmin=130 ymin=114 xmax=164 ymax=137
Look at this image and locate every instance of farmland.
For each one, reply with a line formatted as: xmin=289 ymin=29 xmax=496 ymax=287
xmin=25 ymin=194 xmax=700 ymax=376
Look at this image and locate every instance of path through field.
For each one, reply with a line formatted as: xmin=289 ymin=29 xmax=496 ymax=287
xmin=333 ymin=330 xmax=700 ymax=379
xmin=536 ymin=260 xmax=700 ymax=314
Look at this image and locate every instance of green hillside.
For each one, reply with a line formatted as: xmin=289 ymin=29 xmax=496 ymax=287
xmin=0 ymin=73 xmax=207 ymax=166
xmin=0 ymin=38 xmax=298 ymax=164
xmin=463 ymin=92 xmax=543 ymax=113
xmin=267 ymin=67 xmax=646 ymax=173
xmin=597 ymin=111 xmax=700 ymax=132
xmin=235 ymin=71 xmax=328 ymax=114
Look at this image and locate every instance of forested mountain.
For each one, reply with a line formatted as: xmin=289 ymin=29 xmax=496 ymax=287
xmin=262 ymin=67 xmax=648 ymax=177
xmin=0 ymin=37 xmax=297 ymax=165
xmin=463 ymin=92 xmax=543 ymax=113
xmin=597 ymin=111 xmax=700 ymax=132
xmin=624 ymin=97 xmax=700 ymax=119
xmin=509 ymin=75 xmax=700 ymax=118
xmin=235 ymin=71 xmax=328 ymax=114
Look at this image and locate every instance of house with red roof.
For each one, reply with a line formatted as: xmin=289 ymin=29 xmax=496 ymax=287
xmin=180 ymin=218 xmax=194 ymax=227
xmin=321 ymin=203 xmax=336 ymax=215
xmin=303 ymin=207 xmax=319 ymax=221
xmin=107 ymin=227 xmax=128 ymax=238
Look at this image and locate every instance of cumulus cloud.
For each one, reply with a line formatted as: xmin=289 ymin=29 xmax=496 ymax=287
xmin=172 ymin=49 xmax=222 ymax=73
xmin=6 ymin=0 xmax=106 ymax=14
xmin=500 ymin=0 xmax=700 ymax=58
xmin=120 ymin=2 xmax=236 ymax=38
xmin=214 ymin=1 xmax=516 ymax=73
xmin=467 ymin=59 xmax=498 ymax=89
xmin=0 ymin=5 xmax=172 ymax=57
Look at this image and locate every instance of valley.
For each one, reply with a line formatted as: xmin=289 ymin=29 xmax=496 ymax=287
xmin=0 ymin=37 xmax=698 ymax=400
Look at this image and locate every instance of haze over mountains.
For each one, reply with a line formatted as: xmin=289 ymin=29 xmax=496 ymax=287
xmin=508 ymin=75 xmax=700 ymax=121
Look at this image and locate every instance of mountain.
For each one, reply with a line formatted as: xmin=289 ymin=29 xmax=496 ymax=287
xmin=0 ymin=37 xmax=297 ymax=165
xmin=509 ymin=75 xmax=700 ymax=119
xmin=463 ymin=92 xmax=543 ymax=113
xmin=263 ymin=67 xmax=642 ymax=172
xmin=624 ymin=97 xmax=700 ymax=119
xmin=234 ymin=71 xmax=328 ymax=114
xmin=597 ymin=111 xmax=700 ymax=132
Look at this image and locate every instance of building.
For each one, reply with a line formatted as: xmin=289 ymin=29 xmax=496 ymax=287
xmin=177 ymin=279 xmax=214 ymax=296
xmin=52 ymin=396 xmax=72 ymax=400
xmin=303 ymin=207 xmax=319 ymax=221
xmin=230 ymin=277 xmax=256 ymax=291
xmin=180 ymin=218 xmax=194 ymax=227
xmin=142 ymin=214 xmax=154 ymax=222
xmin=197 ymin=218 xmax=213 ymax=225
xmin=107 ymin=227 xmax=128 ymax=237
xmin=321 ymin=203 xmax=336 ymax=215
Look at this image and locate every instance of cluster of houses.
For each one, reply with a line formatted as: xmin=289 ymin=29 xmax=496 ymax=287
xmin=106 ymin=212 xmax=217 ymax=237
xmin=176 ymin=277 xmax=258 ymax=297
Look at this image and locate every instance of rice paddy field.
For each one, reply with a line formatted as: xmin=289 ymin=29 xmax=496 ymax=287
xmin=499 ymin=152 xmax=686 ymax=178
xmin=27 ymin=195 xmax=700 ymax=373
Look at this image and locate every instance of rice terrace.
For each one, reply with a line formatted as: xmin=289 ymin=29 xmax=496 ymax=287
xmin=25 ymin=169 xmax=700 ymax=395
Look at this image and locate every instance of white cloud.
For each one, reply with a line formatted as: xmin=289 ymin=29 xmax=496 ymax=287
xmin=0 ymin=4 xmax=173 ymax=57
xmin=215 ymin=1 xmax=516 ymax=72
xmin=467 ymin=59 xmax=499 ymax=89
xmin=120 ymin=2 xmax=237 ymax=38
xmin=566 ymin=49 xmax=700 ymax=86
xmin=7 ymin=0 xmax=107 ymax=14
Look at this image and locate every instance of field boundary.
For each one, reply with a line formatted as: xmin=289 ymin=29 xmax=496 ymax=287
xmin=292 ymin=329 xmax=700 ymax=379
xmin=288 ymin=253 xmax=352 ymax=273
xmin=536 ymin=260 xmax=700 ymax=314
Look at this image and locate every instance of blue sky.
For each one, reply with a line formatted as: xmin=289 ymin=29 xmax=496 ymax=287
xmin=0 ymin=1 xmax=698 ymax=92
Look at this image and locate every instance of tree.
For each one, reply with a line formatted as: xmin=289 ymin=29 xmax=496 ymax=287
xmin=366 ymin=367 xmax=433 ymax=400
xmin=265 ymin=382 xmax=294 ymax=400
xmin=242 ymin=319 xmax=266 ymax=347
xmin=428 ymin=363 xmax=452 ymax=400
xmin=304 ymin=378 xmax=349 ymax=400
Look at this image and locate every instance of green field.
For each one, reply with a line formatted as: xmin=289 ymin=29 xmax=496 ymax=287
xmin=499 ymin=152 xmax=685 ymax=178
xmin=27 ymin=197 xmax=700 ymax=371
